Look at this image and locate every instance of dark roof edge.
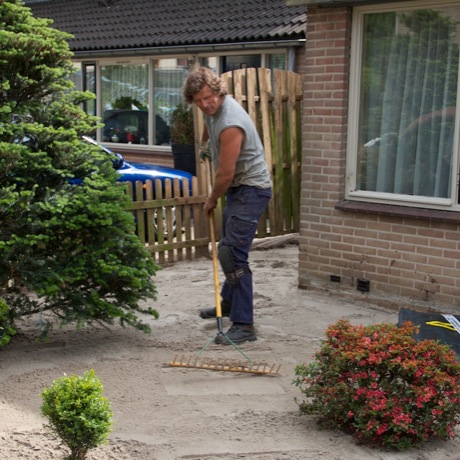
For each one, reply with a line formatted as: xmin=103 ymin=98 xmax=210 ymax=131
xmin=71 ymin=39 xmax=306 ymax=60
xmin=286 ymin=0 xmax=408 ymax=6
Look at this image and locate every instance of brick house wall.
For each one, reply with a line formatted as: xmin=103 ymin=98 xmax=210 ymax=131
xmin=298 ymin=6 xmax=460 ymax=313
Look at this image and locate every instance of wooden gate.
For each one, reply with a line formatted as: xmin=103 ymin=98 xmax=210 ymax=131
xmin=219 ymin=68 xmax=302 ymax=236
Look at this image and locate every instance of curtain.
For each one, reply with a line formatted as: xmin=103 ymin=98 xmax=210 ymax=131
xmin=358 ymin=8 xmax=459 ymax=199
xmin=101 ymin=64 xmax=149 ymax=111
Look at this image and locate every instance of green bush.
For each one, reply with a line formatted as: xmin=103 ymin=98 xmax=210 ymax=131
xmin=294 ymin=320 xmax=460 ymax=450
xmin=41 ymin=369 xmax=112 ymax=460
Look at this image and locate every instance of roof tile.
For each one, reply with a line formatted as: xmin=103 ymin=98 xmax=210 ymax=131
xmin=26 ymin=0 xmax=306 ymax=52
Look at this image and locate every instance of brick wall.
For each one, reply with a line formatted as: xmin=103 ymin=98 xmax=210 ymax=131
xmin=298 ymin=6 xmax=460 ymax=313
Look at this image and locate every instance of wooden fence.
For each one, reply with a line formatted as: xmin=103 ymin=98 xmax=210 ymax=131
xmin=124 ymin=177 xmax=209 ymax=265
xmin=125 ymin=68 xmax=302 ymax=264
xmin=219 ymin=68 xmax=302 ymax=237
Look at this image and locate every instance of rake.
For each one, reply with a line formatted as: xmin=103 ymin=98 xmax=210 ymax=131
xmin=166 ymin=210 xmax=281 ymax=376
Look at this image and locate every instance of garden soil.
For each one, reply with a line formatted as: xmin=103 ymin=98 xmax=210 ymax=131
xmin=1 ymin=242 xmax=459 ymax=460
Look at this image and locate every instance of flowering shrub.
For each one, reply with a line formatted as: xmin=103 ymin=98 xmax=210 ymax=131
xmin=293 ymin=320 xmax=460 ymax=450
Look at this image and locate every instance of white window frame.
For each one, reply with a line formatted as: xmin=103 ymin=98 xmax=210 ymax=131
xmin=95 ymin=56 xmax=187 ymax=150
xmin=346 ymin=0 xmax=460 ymax=211
xmin=74 ymin=48 xmax=291 ymax=149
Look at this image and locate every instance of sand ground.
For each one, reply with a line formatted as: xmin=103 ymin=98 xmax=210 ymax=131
xmin=1 ymin=243 xmax=459 ymax=459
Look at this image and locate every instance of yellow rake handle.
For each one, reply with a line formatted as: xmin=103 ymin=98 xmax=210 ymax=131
xmin=209 ymin=209 xmax=222 ymax=319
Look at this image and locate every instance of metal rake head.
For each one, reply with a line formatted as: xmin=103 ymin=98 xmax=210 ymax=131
xmin=166 ymin=354 xmax=281 ymax=375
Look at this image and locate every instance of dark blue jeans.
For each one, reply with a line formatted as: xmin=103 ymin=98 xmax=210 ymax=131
xmin=219 ymin=185 xmax=272 ymax=324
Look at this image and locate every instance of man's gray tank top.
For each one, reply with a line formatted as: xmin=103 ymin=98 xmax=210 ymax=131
xmin=204 ymin=96 xmax=272 ymax=189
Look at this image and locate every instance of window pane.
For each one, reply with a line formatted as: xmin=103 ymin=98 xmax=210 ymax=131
xmin=357 ymin=8 xmax=459 ymax=199
xmin=223 ymin=55 xmax=261 ymax=72
xmin=268 ymin=53 xmax=286 ymax=70
xmin=83 ymin=64 xmax=96 ymax=117
xmin=101 ymin=63 xmax=149 ymax=144
xmin=200 ymin=57 xmax=218 ymax=73
xmin=69 ymin=62 xmax=82 ymax=91
xmin=154 ymin=59 xmax=190 ymax=146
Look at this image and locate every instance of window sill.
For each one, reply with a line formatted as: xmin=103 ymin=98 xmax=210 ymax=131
xmin=335 ymin=200 xmax=460 ymax=224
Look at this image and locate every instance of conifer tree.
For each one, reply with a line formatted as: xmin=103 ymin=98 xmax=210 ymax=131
xmin=0 ymin=0 xmax=159 ymax=344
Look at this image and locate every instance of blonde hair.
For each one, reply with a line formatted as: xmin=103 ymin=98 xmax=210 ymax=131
xmin=183 ymin=67 xmax=227 ymax=104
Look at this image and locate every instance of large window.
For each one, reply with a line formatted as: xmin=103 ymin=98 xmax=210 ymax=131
xmin=96 ymin=59 xmax=191 ymax=146
xmin=347 ymin=1 xmax=460 ymax=210
xmin=75 ymin=50 xmax=290 ymax=148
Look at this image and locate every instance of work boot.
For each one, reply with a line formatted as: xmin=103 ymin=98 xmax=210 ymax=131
xmin=215 ymin=323 xmax=257 ymax=345
xmin=199 ymin=300 xmax=231 ymax=319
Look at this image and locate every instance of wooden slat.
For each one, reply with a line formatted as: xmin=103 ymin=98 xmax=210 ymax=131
xmin=273 ymin=69 xmax=285 ymax=234
xmin=289 ymin=71 xmax=302 ymax=233
xmin=221 ymin=72 xmax=234 ymax=97
xmin=135 ymin=181 xmax=146 ymax=243
xmin=257 ymin=68 xmax=276 ymax=236
xmin=280 ymin=69 xmax=292 ymax=233
xmin=233 ymin=70 xmax=244 ymax=108
xmin=173 ymin=178 xmax=183 ymax=261
xmin=163 ymin=180 xmax=174 ymax=262
xmin=155 ymin=179 xmax=166 ymax=265
xmin=145 ymin=180 xmax=155 ymax=245
xmin=246 ymin=68 xmax=258 ymax=127
xmin=180 ymin=177 xmax=190 ymax=260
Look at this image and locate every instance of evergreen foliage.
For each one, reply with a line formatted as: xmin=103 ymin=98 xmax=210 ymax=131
xmin=41 ymin=369 xmax=112 ymax=460
xmin=0 ymin=0 xmax=159 ymax=343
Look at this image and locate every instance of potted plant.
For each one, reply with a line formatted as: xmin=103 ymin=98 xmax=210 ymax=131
xmin=170 ymin=102 xmax=196 ymax=176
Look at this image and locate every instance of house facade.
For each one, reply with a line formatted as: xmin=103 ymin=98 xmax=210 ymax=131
xmin=289 ymin=0 xmax=460 ymax=312
xmin=26 ymin=0 xmax=306 ymax=168
xmin=26 ymin=0 xmax=460 ymax=311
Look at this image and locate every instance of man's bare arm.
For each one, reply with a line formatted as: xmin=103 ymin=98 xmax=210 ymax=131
xmin=204 ymin=126 xmax=244 ymax=215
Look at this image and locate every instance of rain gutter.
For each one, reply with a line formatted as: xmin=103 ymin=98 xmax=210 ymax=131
xmin=72 ymin=39 xmax=306 ymax=59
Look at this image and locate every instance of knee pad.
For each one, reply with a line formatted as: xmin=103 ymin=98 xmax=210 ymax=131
xmin=217 ymin=243 xmax=235 ymax=275
xmin=218 ymin=243 xmax=251 ymax=286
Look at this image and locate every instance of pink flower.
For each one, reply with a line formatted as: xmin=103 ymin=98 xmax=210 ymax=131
xmin=294 ymin=320 xmax=460 ymax=450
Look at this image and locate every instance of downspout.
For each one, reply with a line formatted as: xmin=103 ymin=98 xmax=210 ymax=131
xmin=288 ymin=47 xmax=296 ymax=71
